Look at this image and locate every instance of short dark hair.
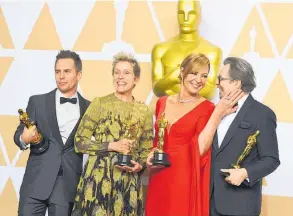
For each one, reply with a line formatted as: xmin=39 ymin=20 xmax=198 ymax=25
xmin=224 ymin=57 xmax=256 ymax=93
xmin=55 ymin=50 xmax=82 ymax=72
xmin=112 ymin=52 xmax=141 ymax=78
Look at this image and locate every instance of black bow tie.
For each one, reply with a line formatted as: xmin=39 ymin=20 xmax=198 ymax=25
xmin=60 ymin=97 xmax=77 ymax=104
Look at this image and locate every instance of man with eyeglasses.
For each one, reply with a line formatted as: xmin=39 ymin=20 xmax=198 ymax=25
xmin=210 ymin=57 xmax=280 ymax=216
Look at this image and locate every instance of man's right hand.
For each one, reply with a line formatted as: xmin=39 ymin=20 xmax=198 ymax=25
xmin=108 ymin=139 xmax=134 ymax=154
xmin=21 ymin=125 xmax=39 ymax=144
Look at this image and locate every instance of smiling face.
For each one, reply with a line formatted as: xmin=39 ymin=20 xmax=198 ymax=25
xmin=179 ymin=53 xmax=210 ymax=96
xmin=113 ymin=61 xmax=139 ymax=95
xmin=181 ymin=65 xmax=209 ymax=95
xmin=216 ymin=64 xmax=240 ymax=99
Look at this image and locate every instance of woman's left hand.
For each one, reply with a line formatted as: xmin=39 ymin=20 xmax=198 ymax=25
xmin=115 ymin=160 xmax=142 ymax=173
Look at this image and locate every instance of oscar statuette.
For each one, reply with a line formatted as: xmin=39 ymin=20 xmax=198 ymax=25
xmin=152 ymin=112 xmax=171 ymax=167
xmin=114 ymin=115 xmax=137 ymax=168
xmin=18 ymin=109 xmax=43 ymax=144
xmin=222 ymin=130 xmax=260 ymax=186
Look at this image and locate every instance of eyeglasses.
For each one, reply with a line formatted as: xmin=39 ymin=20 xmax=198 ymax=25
xmin=217 ymin=75 xmax=233 ymax=84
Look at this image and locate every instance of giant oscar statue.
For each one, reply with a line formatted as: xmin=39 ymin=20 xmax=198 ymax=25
xmin=152 ymin=0 xmax=222 ymax=99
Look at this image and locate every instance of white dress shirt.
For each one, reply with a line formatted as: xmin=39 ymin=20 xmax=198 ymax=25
xmin=55 ymin=89 xmax=80 ymax=144
xmin=217 ymin=94 xmax=249 ymax=147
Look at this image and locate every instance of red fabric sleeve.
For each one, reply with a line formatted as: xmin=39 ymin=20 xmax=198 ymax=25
xmin=189 ymin=104 xmax=214 ymax=216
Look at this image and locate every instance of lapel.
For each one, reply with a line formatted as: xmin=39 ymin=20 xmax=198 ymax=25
xmin=216 ymin=94 xmax=255 ymax=155
xmin=63 ymin=92 xmax=88 ymax=149
xmin=46 ymin=89 xmax=64 ymax=149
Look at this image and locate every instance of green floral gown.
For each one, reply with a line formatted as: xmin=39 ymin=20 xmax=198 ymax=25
xmin=71 ymin=93 xmax=153 ymax=216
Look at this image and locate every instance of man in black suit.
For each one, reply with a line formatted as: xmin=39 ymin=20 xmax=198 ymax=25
xmin=14 ymin=50 xmax=90 ymax=216
xmin=210 ymin=57 xmax=280 ymax=216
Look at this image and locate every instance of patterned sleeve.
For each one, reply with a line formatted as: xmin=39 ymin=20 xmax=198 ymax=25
xmin=74 ymin=98 xmax=109 ymax=155
xmin=138 ymin=108 xmax=154 ymax=166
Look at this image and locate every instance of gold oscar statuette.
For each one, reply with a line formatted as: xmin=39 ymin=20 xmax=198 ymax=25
xmin=232 ymin=130 xmax=260 ymax=169
xmin=114 ymin=114 xmax=138 ymax=168
xmin=152 ymin=112 xmax=171 ymax=167
xmin=222 ymin=130 xmax=260 ymax=185
xmin=18 ymin=109 xmax=43 ymax=144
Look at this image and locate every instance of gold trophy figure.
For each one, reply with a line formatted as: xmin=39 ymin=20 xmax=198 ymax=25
xmin=18 ymin=109 xmax=43 ymax=144
xmin=115 ymin=115 xmax=137 ymax=167
xmin=152 ymin=0 xmax=222 ymax=99
xmin=222 ymin=130 xmax=260 ymax=185
xmin=152 ymin=112 xmax=171 ymax=167
xmin=232 ymin=130 xmax=260 ymax=169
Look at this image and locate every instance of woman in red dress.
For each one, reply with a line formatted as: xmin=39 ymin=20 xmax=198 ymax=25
xmin=145 ymin=53 xmax=242 ymax=216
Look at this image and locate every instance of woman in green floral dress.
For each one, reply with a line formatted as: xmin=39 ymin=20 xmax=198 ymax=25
xmin=71 ymin=52 xmax=154 ymax=216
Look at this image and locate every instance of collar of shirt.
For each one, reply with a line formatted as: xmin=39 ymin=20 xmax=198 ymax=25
xmin=217 ymin=94 xmax=250 ymax=146
xmin=55 ymin=89 xmax=79 ymax=105
xmin=235 ymin=93 xmax=249 ymax=115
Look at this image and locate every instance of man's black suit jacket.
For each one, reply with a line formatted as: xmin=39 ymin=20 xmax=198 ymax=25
xmin=14 ymin=89 xmax=90 ymax=202
xmin=210 ymin=94 xmax=280 ymax=215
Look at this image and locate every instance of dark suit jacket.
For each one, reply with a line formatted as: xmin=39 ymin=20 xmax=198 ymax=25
xmin=210 ymin=94 xmax=280 ymax=215
xmin=14 ymin=89 xmax=90 ymax=202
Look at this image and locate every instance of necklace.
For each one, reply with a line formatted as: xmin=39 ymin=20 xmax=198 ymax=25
xmin=177 ymin=95 xmax=196 ymax=103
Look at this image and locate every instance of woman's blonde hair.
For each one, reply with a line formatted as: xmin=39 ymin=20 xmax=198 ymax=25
xmin=179 ymin=53 xmax=210 ymax=81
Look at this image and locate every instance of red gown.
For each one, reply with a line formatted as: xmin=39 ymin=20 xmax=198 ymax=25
xmin=145 ymin=96 xmax=215 ymax=216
